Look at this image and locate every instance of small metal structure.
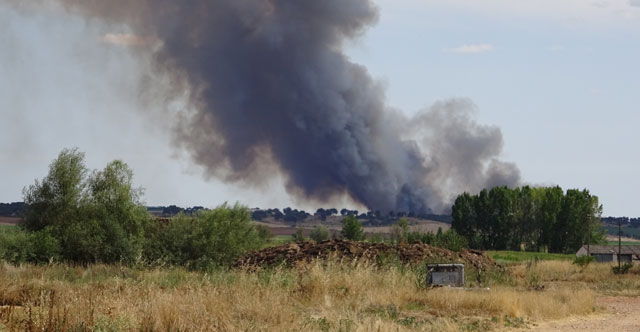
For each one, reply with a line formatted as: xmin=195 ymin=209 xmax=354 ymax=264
xmin=426 ymin=263 xmax=465 ymax=287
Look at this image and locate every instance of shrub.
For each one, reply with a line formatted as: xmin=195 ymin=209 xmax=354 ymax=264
xmin=436 ymin=229 xmax=468 ymax=252
xmin=407 ymin=231 xmax=435 ymax=245
xmin=309 ymin=225 xmax=329 ymax=242
xmin=341 ymin=215 xmax=364 ymax=241
xmin=256 ymin=225 xmax=273 ymax=242
xmin=405 ymin=229 xmax=468 ymax=252
xmin=292 ymin=227 xmax=306 ymax=242
xmin=572 ymin=255 xmax=595 ymax=268
xmin=143 ymin=203 xmax=265 ymax=270
xmin=612 ymin=263 xmax=633 ymax=275
xmin=0 ymin=226 xmax=60 ymax=264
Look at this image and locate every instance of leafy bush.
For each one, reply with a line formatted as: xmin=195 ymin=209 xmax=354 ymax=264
xmin=0 ymin=227 xmax=60 ymax=264
xmin=436 ymin=229 xmax=468 ymax=252
xmin=255 ymin=224 xmax=273 ymax=242
xmin=391 ymin=217 xmax=409 ymax=243
xmin=341 ymin=215 xmax=364 ymax=241
xmin=143 ymin=203 xmax=265 ymax=270
xmin=612 ymin=263 xmax=633 ymax=275
xmin=292 ymin=227 xmax=306 ymax=242
xmin=406 ymin=229 xmax=468 ymax=252
xmin=573 ymin=255 xmax=595 ymax=267
xmin=309 ymin=225 xmax=329 ymax=242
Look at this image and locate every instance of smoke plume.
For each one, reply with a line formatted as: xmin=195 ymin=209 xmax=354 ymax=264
xmin=31 ymin=0 xmax=520 ymax=213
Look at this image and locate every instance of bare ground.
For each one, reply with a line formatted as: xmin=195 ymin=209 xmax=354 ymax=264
xmin=515 ymin=296 xmax=640 ymax=332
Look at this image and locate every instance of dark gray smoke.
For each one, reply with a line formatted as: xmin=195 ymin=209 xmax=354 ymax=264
xmin=28 ymin=0 xmax=520 ymax=213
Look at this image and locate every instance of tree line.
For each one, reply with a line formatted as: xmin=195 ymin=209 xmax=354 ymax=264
xmin=2 ymin=148 xmax=463 ymax=270
xmin=451 ymin=186 xmax=605 ymax=253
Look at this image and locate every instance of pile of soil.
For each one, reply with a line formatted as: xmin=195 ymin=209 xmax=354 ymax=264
xmin=234 ymin=240 xmax=495 ymax=270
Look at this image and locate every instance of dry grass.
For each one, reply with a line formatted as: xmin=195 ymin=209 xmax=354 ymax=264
xmin=510 ymin=260 xmax=640 ymax=296
xmin=0 ymin=260 xmax=601 ymax=332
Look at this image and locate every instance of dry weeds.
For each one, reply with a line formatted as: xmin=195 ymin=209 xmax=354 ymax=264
xmin=0 ymin=260 xmax=602 ymax=332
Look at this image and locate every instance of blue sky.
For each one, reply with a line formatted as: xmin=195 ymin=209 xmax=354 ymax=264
xmin=1 ymin=0 xmax=639 ymax=216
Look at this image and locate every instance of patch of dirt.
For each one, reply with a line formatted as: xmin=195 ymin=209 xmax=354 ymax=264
xmin=234 ymin=239 xmax=495 ymax=270
xmin=515 ymin=296 xmax=640 ymax=332
xmin=0 ymin=217 xmax=20 ymax=226
xmin=605 ymin=235 xmax=640 ymax=243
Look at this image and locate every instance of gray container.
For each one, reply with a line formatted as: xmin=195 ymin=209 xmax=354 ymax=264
xmin=426 ymin=263 xmax=464 ymax=287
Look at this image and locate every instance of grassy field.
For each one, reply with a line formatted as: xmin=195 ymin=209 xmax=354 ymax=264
xmin=268 ymin=234 xmax=293 ymax=246
xmin=487 ymin=250 xmax=575 ymax=263
xmin=3 ymin=246 xmax=640 ymax=331
xmin=604 ymin=225 xmax=640 ymax=238
xmin=607 ymin=241 xmax=640 ymax=246
xmin=0 ymin=260 xmax=603 ymax=332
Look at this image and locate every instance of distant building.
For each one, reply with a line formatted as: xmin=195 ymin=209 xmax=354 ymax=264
xmin=576 ymin=245 xmax=640 ymax=263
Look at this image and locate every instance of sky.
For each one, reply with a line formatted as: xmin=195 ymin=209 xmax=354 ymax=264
xmin=0 ymin=0 xmax=639 ymax=216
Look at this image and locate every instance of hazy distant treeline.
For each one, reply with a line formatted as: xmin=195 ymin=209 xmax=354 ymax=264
xmin=251 ymin=207 xmax=452 ymax=226
xmin=0 ymin=202 xmax=24 ymax=217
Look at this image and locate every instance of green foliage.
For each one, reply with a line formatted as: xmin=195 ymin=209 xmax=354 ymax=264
xmin=341 ymin=215 xmax=364 ymax=241
xmin=452 ymin=186 xmax=604 ymax=253
xmin=487 ymin=251 xmax=574 ymax=262
xmin=292 ymin=227 xmax=306 ymax=242
xmin=406 ymin=231 xmax=435 ymax=245
xmin=391 ymin=217 xmax=409 ymax=243
xmin=143 ymin=203 xmax=265 ymax=270
xmin=612 ymin=263 xmax=633 ymax=275
xmin=22 ymin=148 xmax=87 ymax=232
xmin=17 ymin=148 xmax=150 ymax=264
xmin=573 ymin=255 xmax=595 ymax=267
xmin=255 ymin=224 xmax=273 ymax=242
xmin=405 ymin=229 xmax=467 ymax=251
xmin=0 ymin=226 xmax=60 ymax=264
xmin=436 ymin=229 xmax=468 ymax=252
xmin=368 ymin=232 xmax=384 ymax=243
xmin=309 ymin=225 xmax=329 ymax=242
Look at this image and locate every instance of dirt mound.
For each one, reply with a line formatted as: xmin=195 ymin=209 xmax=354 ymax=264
xmin=234 ymin=240 xmax=495 ymax=270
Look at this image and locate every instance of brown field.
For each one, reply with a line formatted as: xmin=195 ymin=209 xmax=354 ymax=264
xmin=0 ymin=260 xmax=604 ymax=332
xmin=0 ymin=217 xmax=20 ymax=226
xmin=605 ymin=235 xmax=640 ymax=243
xmin=254 ymin=218 xmax=450 ymax=237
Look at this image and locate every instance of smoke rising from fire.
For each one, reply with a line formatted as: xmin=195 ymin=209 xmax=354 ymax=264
xmin=30 ymin=0 xmax=520 ymax=213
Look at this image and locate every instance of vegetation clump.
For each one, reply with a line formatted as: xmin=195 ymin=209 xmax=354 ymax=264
xmin=452 ymin=186 xmax=605 ymax=253
xmin=341 ymin=214 xmax=364 ymax=241
xmin=0 ymin=148 xmax=266 ymax=270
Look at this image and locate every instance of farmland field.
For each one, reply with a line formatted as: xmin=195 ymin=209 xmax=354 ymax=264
xmin=0 ymin=217 xmax=19 ymax=227
xmin=487 ymin=251 xmax=575 ymax=263
xmin=3 ymin=252 xmax=640 ymax=331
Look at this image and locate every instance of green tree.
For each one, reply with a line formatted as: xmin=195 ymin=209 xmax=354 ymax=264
xmin=341 ymin=215 xmax=364 ymax=241
xmin=20 ymin=148 xmax=150 ymax=264
xmin=22 ymin=148 xmax=87 ymax=232
xmin=309 ymin=225 xmax=329 ymax=242
xmin=452 ymin=192 xmax=478 ymax=247
xmin=537 ymin=186 xmax=563 ymax=252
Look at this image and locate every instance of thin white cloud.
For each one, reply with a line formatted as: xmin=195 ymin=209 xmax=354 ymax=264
xmin=549 ymin=45 xmax=565 ymax=52
xmin=443 ymin=44 xmax=494 ymax=54
xmin=101 ymin=33 xmax=153 ymax=46
xmin=630 ymin=0 xmax=640 ymax=7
